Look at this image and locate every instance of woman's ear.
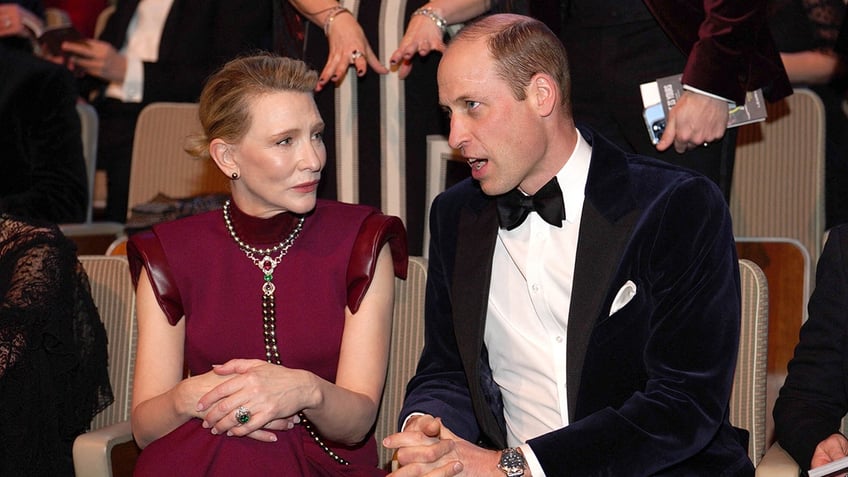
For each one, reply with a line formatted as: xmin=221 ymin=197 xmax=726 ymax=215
xmin=209 ymin=138 xmax=237 ymax=178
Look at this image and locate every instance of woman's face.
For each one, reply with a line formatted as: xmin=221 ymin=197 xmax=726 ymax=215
xmin=228 ymin=90 xmax=326 ymax=218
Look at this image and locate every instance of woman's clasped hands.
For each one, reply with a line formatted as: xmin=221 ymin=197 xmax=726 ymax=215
xmin=192 ymin=359 xmax=311 ymax=443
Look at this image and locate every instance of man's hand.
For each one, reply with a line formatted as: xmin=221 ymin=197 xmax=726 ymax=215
xmin=657 ymin=90 xmax=728 ymax=153
xmin=811 ymin=433 xmax=848 ymax=469
xmin=60 ymin=38 xmax=127 ymax=83
xmin=383 ymin=414 xmax=502 ymax=476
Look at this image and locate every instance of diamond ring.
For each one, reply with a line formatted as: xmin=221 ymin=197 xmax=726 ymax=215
xmin=350 ymin=50 xmax=364 ymax=63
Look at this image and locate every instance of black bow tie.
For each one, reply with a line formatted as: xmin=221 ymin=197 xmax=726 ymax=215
xmin=496 ymin=177 xmax=565 ymax=230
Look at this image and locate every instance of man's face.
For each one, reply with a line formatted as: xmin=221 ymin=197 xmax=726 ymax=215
xmin=437 ymin=37 xmax=548 ymax=196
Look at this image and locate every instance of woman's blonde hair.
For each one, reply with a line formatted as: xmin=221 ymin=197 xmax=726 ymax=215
xmin=185 ymin=52 xmax=319 ymax=160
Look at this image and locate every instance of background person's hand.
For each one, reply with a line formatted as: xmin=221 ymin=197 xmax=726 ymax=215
xmin=317 ymin=12 xmax=387 ymax=91
xmin=0 ymin=3 xmax=42 ymax=39
xmin=60 ymin=38 xmax=127 ymax=83
xmin=389 ymin=13 xmax=446 ymax=79
xmin=811 ymin=433 xmax=848 ymax=469
xmin=656 ymin=90 xmax=728 ymax=153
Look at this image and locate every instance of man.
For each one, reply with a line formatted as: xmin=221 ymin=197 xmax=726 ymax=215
xmin=773 ymin=224 xmax=848 ymax=472
xmin=553 ymin=0 xmax=792 ymax=199
xmin=384 ymin=14 xmax=751 ymax=475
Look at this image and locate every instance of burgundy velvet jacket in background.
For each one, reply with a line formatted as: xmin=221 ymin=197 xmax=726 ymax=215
xmin=645 ymin=0 xmax=792 ymax=104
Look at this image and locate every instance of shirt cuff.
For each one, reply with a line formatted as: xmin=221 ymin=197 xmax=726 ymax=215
xmin=110 ymin=56 xmax=144 ymax=103
xmin=401 ymin=412 xmax=425 ymax=431
xmin=520 ymin=443 xmax=546 ymax=477
xmin=682 ymin=84 xmax=735 ymax=107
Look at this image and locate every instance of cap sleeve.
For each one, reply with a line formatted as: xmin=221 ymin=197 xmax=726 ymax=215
xmin=346 ymin=213 xmax=409 ymax=314
xmin=127 ymin=231 xmax=185 ymax=325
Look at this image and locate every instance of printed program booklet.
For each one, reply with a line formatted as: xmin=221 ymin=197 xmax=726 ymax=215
xmin=639 ymin=74 xmax=767 ymax=144
xmin=809 ymin=455 xmax=848 ymax=477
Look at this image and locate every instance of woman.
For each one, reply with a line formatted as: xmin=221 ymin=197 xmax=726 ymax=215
xmin=0 ymin=214 xmax=112 ymax=476
xmin=127 ymin=54 xmax=407 ymax=476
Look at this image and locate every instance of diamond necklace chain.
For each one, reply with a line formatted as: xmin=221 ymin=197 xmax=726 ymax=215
xmin=221 ymin=200 xmax=349 ymax=466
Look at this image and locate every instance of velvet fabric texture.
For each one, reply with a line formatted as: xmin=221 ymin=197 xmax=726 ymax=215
xmin=774 ymin=224 xmax=848 ymax=470
xmin=401 ymin=126 xmax=752 ymax=475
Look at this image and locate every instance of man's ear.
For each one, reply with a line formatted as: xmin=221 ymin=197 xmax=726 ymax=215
xmin=531 ymin=73 xmax=557 ymax=118
xmin=209 ymin=138 xmax=237 ymax=177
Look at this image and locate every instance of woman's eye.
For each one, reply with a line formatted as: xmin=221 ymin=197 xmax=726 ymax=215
xmin=312 ymin=131 xmax=324 ymax=141
xmin=276 ymin=137 xmax=292 ymax=146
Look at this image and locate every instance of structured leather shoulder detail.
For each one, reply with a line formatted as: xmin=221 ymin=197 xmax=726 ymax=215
xmin=127 ymin=231 xmax=185 ymax=324
xmin=346 ymin=213 xmax=408 ymax=313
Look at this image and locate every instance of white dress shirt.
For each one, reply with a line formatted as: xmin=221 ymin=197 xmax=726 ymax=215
xmin=485 ymin=130 xmax=592 ymax=476
xmin=105 ymin=0 xmax=173 ymax=102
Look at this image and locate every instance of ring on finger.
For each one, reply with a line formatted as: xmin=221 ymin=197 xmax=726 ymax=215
xmin=235 ymin=406 xmax=251 ymax=425
xmin=350 ymin=49 xmax=364 ymax=63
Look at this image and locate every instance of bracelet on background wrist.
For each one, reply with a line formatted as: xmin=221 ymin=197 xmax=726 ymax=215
xmin=412 ymin=7 xmax=447 ymax=35
xmin=323 ymin=5 xmax=350 ymax=36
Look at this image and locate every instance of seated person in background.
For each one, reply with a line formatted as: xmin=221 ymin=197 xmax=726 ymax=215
xmin=56 ymin=0 xmax=387 ymax=223
xmin=0 ymin=3 xmax=88 ymax=224
xmin=0 ymin=214 xmax=113 ymax=476
xmin=383 ymin=14 xmax=751 ymax=476
xmin=127 ymin=53 xmax=407 ymax=475
xmin=768 ymin=0 xmax=848 ymax=229
xmin=42 ymin=0 xmax=110 ymax=38
xmin=773 ymin=224 xmax=848 ymax=471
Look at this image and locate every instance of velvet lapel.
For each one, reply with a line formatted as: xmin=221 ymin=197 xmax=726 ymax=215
xmin=450 ymin=198 xmax=503 ymax=446
xmin=565 ymin=127 xmax=641 ymax=420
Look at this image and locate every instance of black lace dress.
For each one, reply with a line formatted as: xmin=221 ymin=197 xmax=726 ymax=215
xmin=0 ymin=215 xmax=113 ymax=476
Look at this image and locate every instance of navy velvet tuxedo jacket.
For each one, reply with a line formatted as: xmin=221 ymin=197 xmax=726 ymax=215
xmin=91 ymin=0 xmax=274 ymax=104
xmin=774 ymin=225 xmax=848 ymax=471
xmin=401 ymin=127 xmax=753 ymax=475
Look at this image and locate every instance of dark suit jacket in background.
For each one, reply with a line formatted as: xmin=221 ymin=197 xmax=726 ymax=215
xmin=0 ymin=43 xmax=87 ymax=223
xmin=774 ymin=224 xmax=848 ymax=471
xmin=87 ymin=0 xmax=274 ymax=221
xmin=401 ymin=126 xmax=752 ymax=475
xmin=549 ymin=0 xmax=791 ymax=199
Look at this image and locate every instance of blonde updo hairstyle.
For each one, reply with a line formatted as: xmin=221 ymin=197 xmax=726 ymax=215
xmin=185 ymin=52 xmax=319 ymax=161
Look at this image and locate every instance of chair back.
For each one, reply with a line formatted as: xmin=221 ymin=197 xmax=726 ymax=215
xmin=77 ymin=102 xmax=99 ymax=224
xmin=125 ymin=102 xmax=229 ymax=221
xmin=78 ymin=255 xmax=136 ymax=430
xmin=731 ymin=259 xmax=769 ymax=466
xmin=375 ymin=256 xmax=428 ymax=470
xmin=730 ymin=88 xmax=826 ymax=290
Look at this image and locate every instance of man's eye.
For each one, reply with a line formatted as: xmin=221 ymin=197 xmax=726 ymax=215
xmin=467 ymin=101 xmax=480 ymax=110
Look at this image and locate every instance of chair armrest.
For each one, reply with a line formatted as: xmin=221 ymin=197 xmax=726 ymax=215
xmin=756 ymin=442 xmax=801 ymax=477
xmin=73 ymin=420 xmax=134 ymax=477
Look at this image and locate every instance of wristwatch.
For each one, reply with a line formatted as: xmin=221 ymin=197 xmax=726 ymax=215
xmin=498 ymin=447 xmax=527 ymax=477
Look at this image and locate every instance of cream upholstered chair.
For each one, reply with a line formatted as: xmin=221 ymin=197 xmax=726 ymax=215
xmin=60 ymin=104 xmax=126 ymax=238
xmin=375 ymin=256 xmax=428 ymax=470
xmin=124 ymin=102 xmax=229 ymax=222
xmin=730 ymin=88 xmax=826 ymax=290
xmin=731 ymin=259 xmax=770 ymax=466
xmin=73 ymin=256 xmax=137 ymax=477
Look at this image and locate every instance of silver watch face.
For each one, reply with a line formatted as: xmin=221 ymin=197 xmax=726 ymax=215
xmin=498 ymin=448 xmax=526 ymax=476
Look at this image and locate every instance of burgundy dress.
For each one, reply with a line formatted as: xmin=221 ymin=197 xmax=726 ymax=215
xmin=127 ymin=199 xmax=407 ymax=477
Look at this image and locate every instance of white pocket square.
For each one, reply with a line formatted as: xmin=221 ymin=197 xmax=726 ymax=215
xmin=609 ymin=280 xmax=637 ymax=316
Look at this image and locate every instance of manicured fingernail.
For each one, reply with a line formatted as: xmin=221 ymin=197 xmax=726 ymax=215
xmin=211 ymin=428 xmax=218 ymax=435
xmin=202 ymin=421 xmax=209 ymax=428
xmin=226 ymin=431 xmax=233 ymax=437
